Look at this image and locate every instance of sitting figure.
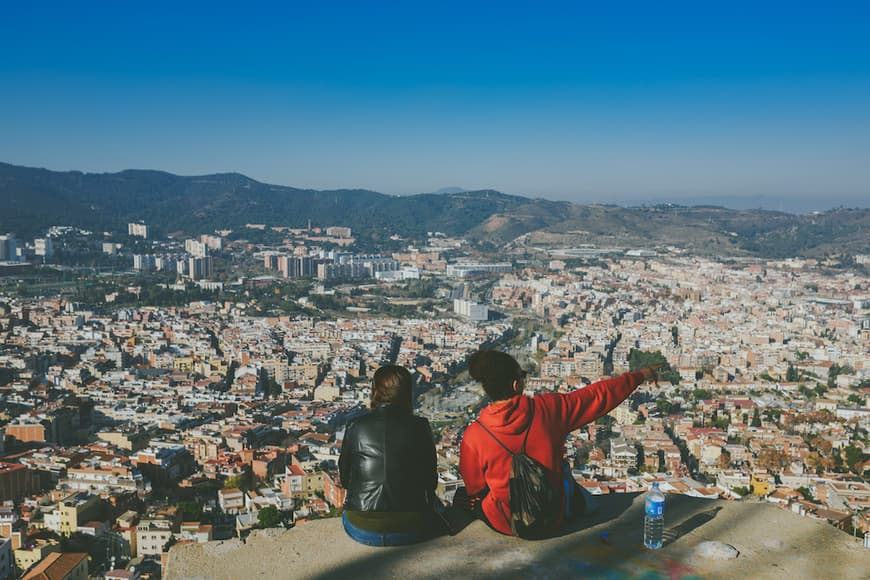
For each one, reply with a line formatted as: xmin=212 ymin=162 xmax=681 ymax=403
xmin=459 ymin=349 xmax=661 ymax=538
xmin=339 ymin=364 xmax=440 ymax=546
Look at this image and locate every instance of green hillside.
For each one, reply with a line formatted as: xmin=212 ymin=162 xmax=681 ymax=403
xmin=1 ymin=162 xmax=867 ymax=258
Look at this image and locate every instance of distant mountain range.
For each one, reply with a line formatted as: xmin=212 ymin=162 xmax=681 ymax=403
xmin=1 ymin=162 xmax=868 ymax=259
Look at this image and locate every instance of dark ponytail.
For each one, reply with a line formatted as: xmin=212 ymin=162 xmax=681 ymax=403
xmin=468 ymin=350 xmax=522 ymax=401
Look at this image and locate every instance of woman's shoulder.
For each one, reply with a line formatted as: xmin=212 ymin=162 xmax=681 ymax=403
xmin=346 ymin=409 xmax=372 ymax=426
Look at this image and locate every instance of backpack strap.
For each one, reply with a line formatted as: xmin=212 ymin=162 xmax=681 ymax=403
xmin=476 ymin=398 xmax=536 ymax=456
xmin=519 ymin=399 xmax=535 ymax=454
xmin=476 ymin=418 xmax=513 ymax=456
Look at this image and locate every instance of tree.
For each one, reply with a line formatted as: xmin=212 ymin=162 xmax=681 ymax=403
xmin=828 ymin=363 xmax=855 ymax=388
xmin=846 ymin=393 xmax=865 ymax=407
xmin=691 ymin=388 xmax=712 ymax=401
xmin=805 ymin=452 xmax=827 ymax=474
xmin=809 ymin=435 xmax=833 ymax=455
xmin=225 ymin=361 xmax=237 ymax=388
xmin=656 ymin=398 xmax=673 ymax=415
xmin=796 ymin=486 xmax=813 ymax=501
xmin=268 ymin=378 xmax=282 ymax=399
xmin=177 ymin=501 xmax=203 ymax=521
xmin=844 ymin=445 xmax=865 ymax=475
xmin=223 ymin=474 xmax=247 ymax=490
xmin=257 ymin=506 xmax=283 ymax=528
xmin=732 ymin=486 xmax=750 ymax=497
xmin=786 ymin=364 xmax=799 ymax=382
xmin=757 ymin=448 xmax=790 ymax=472
xmin=751 ymin=408 xmax=762 ymax=428
xmin=257 ymin=367 xmax=270 ymax=397
xmin=628 ymin=349 xmax=680 ymax=384
xmin=718 ymin=449 xmax=732 ymax=470
xmin=671 ymin=326 xmax=679 ymax=347
xmin=832 ymin=450 xmax=846 ymax=472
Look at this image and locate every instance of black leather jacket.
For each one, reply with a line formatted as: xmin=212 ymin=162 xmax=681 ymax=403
xmin=339 ymin=404 xmax=437 ymax=512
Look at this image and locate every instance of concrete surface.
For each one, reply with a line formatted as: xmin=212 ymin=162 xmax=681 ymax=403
xmin=166 ymin=494 xmax=869 ymax=579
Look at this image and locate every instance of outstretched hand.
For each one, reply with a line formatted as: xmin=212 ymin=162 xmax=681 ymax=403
xmin=640 ymin=362 xmax=667 ymax=384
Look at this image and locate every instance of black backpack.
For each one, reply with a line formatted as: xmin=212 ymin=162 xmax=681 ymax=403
xmin=477 ymin=400 xmax=561 ymax=538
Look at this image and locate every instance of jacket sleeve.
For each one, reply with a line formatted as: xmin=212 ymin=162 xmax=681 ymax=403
xmin=338 ymin=423 xmax=355 ymax=488
xmin=459 ymin=425 xmax=486 ymax=496
xmin=553 ymin=371 xmax=645 ymax=434
xmin=421 ymin=419 xmax=438 ymax=493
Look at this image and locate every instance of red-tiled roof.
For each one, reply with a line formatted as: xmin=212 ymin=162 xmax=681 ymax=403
xmin=22 ymin=552 xmax=88 ymax=580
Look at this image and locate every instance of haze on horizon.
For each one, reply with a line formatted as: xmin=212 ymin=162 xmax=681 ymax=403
xmin=1 ymin=1 xmax=869 ymax=213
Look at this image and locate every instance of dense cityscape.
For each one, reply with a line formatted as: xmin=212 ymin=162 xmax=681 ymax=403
xmin=0 ymin=220 xmax=866 ymax=579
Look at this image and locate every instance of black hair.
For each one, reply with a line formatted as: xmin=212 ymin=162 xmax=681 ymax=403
xmin=468 ymin=350 xmax=523 ymax=401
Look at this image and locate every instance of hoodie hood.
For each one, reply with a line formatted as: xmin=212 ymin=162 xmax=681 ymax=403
xmin=478 ymin=394 xmax=533 ymax=436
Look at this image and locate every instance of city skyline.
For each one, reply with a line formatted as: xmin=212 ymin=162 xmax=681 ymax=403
xmin=2 ymin=2 xmax=869 ymax=211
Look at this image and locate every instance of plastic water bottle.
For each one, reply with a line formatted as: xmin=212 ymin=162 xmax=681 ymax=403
xmin=644 ymin=482 xmax=665 ymax=549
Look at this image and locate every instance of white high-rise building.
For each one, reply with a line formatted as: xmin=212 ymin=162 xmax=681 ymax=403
xmin=188 ymin=256 xmax=213 ymax=280
xmin=185 ymin=239 xmax=208 ymax=258
xmin=34 ymin=238 xmax=53 ymax=257
xmin=133 ymin=254 xmax=156 ymax=271
xmin=128 ymin=223 xmax=149 ymax=239
xmin=453 ymin=298 xmax=489 ymax=322
xmin=200 ymin=234 xmax=223 ymax=251
xmin=102 ymin=242 xmax=122 ymax=255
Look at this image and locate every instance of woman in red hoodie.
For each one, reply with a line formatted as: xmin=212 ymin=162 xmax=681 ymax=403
xmin=459 ymin=349 xmax=660 ymax=537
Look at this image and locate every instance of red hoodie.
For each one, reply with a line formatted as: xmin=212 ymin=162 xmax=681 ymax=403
xmin=459 ymin=371 xmax=645 ymax=536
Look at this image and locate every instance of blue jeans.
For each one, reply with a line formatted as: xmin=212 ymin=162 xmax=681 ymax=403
xmin=563 ymin=464 xmax=598 ymax=519
xmin=342 ymin=512 xmax=424 ymax=547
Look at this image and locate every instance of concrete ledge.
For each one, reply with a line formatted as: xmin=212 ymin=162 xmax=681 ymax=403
xmin=166 ymin=494 xmax=868 ymax=579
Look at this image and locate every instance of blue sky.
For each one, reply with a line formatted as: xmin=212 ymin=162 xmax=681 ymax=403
xmin=2 ymin=1 xmax=869 ymax=210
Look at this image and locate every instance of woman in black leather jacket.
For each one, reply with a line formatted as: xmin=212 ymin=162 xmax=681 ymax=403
xmin=339 ymin=365 xmax=439 ymax=546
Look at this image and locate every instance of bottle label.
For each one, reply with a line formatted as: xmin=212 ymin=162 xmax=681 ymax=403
xmin=645 ymin=499 xmax=664 ymax=516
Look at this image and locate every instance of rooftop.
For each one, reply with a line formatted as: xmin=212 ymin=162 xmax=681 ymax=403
xmin=166 ymin=494 xmax=869 ymax=580
xmin=22 ymin=552 xmax=88 ymax=580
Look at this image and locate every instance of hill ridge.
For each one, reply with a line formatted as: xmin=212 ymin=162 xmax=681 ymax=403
xmin=1 ymin=161 xmax=868 ymax=258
